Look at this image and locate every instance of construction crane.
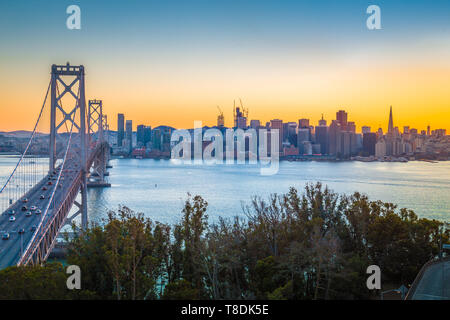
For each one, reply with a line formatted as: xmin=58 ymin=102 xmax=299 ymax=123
xmin=233 ymin=98 xmax=249 ymax=128
xmin=239 ymin=98 xmax=249 ymax=119
xmin=217 ymin=106 xmax=224 ymax=127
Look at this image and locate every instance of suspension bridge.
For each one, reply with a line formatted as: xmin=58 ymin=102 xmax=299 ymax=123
xmin=0 ymin=63 xmax=111 ymax=269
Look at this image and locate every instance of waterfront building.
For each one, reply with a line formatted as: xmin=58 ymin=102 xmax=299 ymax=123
xmin=297 ymin=128 xmax=310 ymax=154
xmin=315 ymin=122 xmax=328 ymax=155
xmin=270 ymin=119 xmax=283 ymax=152
xmin=136 ymin=125 xmax=152 ymax=147
xmin=302 ymin=141 xmax=313 ymax=155
xmin=341 ymin=131 xmax=351 ymax=157
xmin=328 ymin=120 xmax=341 ymax=156
xmin=363 ymin=132 xmax=377 ymax=156
xmin=126 ymin=120 xmax=133 ymax=152
xmin=375 ymin=137 xmax=387 ymax=158
xmin=117 ymin=113 xmax=125 ymax=147
xmin=283 ymin=145 xmax=299 ymax=156
xmin=144 ymin=126 xmax=152 ymax=145
xmin=312 ymin=143 xmax=321 ymax=155
xmin=152 ymin=128 xmax=162 ymax=151
xmin=137 ymin=125 xmax=145 ymax=147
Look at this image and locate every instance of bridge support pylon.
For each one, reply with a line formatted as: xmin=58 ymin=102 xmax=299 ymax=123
xmin=49 ymin=63 xmax=89 ymax=231
xmin=87 ymin=99 xmax=111 ymax=188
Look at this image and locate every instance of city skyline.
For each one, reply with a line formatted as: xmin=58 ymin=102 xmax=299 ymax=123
xmin=1 ymin=1 xmax=450 ymax=132
xmin=0 ymin=104 xmax=446 ymax=135
xmin=112 ymin=105 xmax=444 ymax=135
xmin=110 ymin=105 xmax=448 ymax=162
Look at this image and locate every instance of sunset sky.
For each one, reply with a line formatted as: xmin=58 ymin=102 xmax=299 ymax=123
xmin=0 ymin=0 xmax=449 ymax=133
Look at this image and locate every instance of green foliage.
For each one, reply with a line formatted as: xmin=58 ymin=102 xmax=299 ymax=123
xmin=3 ymin=183 xmax=448 ymax=300
xmin=161 ymin=279 xmax=199 ymax=300
xmin=0 ymin=262 xmax=95 ymax=299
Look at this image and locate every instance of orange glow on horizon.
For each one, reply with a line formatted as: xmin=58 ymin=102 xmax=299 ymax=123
xmin=1 ymin=63 xmax=449 ymax=134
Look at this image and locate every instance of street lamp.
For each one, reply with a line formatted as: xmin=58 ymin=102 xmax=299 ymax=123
xmin=380 ymin=285 xmax=408 ymax=300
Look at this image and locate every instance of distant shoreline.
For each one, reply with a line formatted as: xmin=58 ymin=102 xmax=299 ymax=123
xmin=0 ymin=153 xmax=447 ymax=163
xmin=109 ymin=156 xmax=448 ymax=163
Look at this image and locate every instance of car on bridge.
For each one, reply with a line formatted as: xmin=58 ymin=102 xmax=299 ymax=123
xmin=18 ymin=229 xmax=25 ymax=235
xmin=21 ymin=206 xmax=28 ymax=211
xmin=2 ymin=233 xmax=9 ymax=240
xmin=42 ymin=186 xmax=47 ymax=191
xmin=35 ymin=209 xmax=42 ymax=215
xmin=9 ymin=216 xmax=15 ymax=222
xmin=30 ymin=206 xmax=37 ymax=211
xmin=8 ymin=210 xmax=15 ymax=216
xmin=40 ymin=195 xmax=45 ymax=200
xmin=25 ymin=211 xmax=32 ymax=217
xmin=22 ymin=198 xmax=28 ymax=203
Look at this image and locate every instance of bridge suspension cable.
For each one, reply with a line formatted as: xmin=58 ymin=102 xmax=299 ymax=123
xmin=0 ymin=80 xmax=51 ymax=213
xmin=18 ymin=88 xmax=80 ymax=266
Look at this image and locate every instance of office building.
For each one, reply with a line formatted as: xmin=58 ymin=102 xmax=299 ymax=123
xmin=336 ymin=110 xmax=348 ymax=131
xmin=250 ymin=120 xmax=261 ymax=129
xmin=126 ymin=120 xmax=133 ymax=152
xmin=362 ymin=126 xmax=371 ymax=134
xmin=318 ymin=114 xmax=327 ymax=126
xmin=328 ymin=120 xmax=341 ymax=156
xmin=363 ymin=132 xmax=377 ymax=156
xmin=117 ymin=113 xmax=124 ymax=146
xmin=270 ymin=119 xmax=283 ymax=152
xmin=137 ymin=125 xmax=145 ymax=147
xmin=298 ymin=118 xmax=310 ymax=129
xmin=315 ymin=122 xmax=328 ymax=155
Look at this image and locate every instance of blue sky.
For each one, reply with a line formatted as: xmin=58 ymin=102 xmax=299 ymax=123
xmin=1 ymin=0 xmax=450 ymax=131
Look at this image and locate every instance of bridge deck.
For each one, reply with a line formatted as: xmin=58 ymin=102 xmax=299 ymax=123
xmin=0 ymin=158 xmax=81 ymax=269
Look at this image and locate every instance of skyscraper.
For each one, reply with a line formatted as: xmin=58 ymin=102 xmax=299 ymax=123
xmin=234 ymin=107 xmax=247 ymax=129
xmin=362 ymin=126 xmax=371 ymax=134
xmin=388 ymin=106 xmax=394 ymax=135
xmin=328 ymin=120 xmax=341 ymax=156
xmin=117 ymin=113 xmax=125 ymax=147
xmin=386 ymin=106 xmax=395 ymax=156
xmin=126 ymin=120 xmax=133 ymax=152
xmin=152 ymin=128 xmax=162 ymax=151
xmin=297 ymin=128 xmax=310 ymax=154
xmin=250 ymin=120 xmax=261 ymax=129
xmin=137 ymin=124 xmax=145 ymax=147
xmin=143 ymin=126 xmax=152 ymax=146
xmin=318 ymin=114 xmax=327 ymax=126
xmin=298 ymin=118 xmax=309 ymax=129
xmin=347 ymin=121 xmax=356 ymax=133
xmin=315 ymin=119 xmax=328 ymax=155
xmin=270 ymin=119 xmax=283 ymax=152
xmin=363 ymin=132 xmax=377 ymax=156
xmin=336 ymin=110 xmax=348 ymax=131
xmin=286 ymin=122 xmax=297 ymax=146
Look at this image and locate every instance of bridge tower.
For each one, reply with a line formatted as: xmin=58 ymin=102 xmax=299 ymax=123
xmin=49 ymin=63 xmax=88 ymax=230
xmin=87 ymin=100 xmax=110 ymax=187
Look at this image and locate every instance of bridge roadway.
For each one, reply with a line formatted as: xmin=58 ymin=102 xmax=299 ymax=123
xmin=0 ymin=156 xmax=81 ymax=269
